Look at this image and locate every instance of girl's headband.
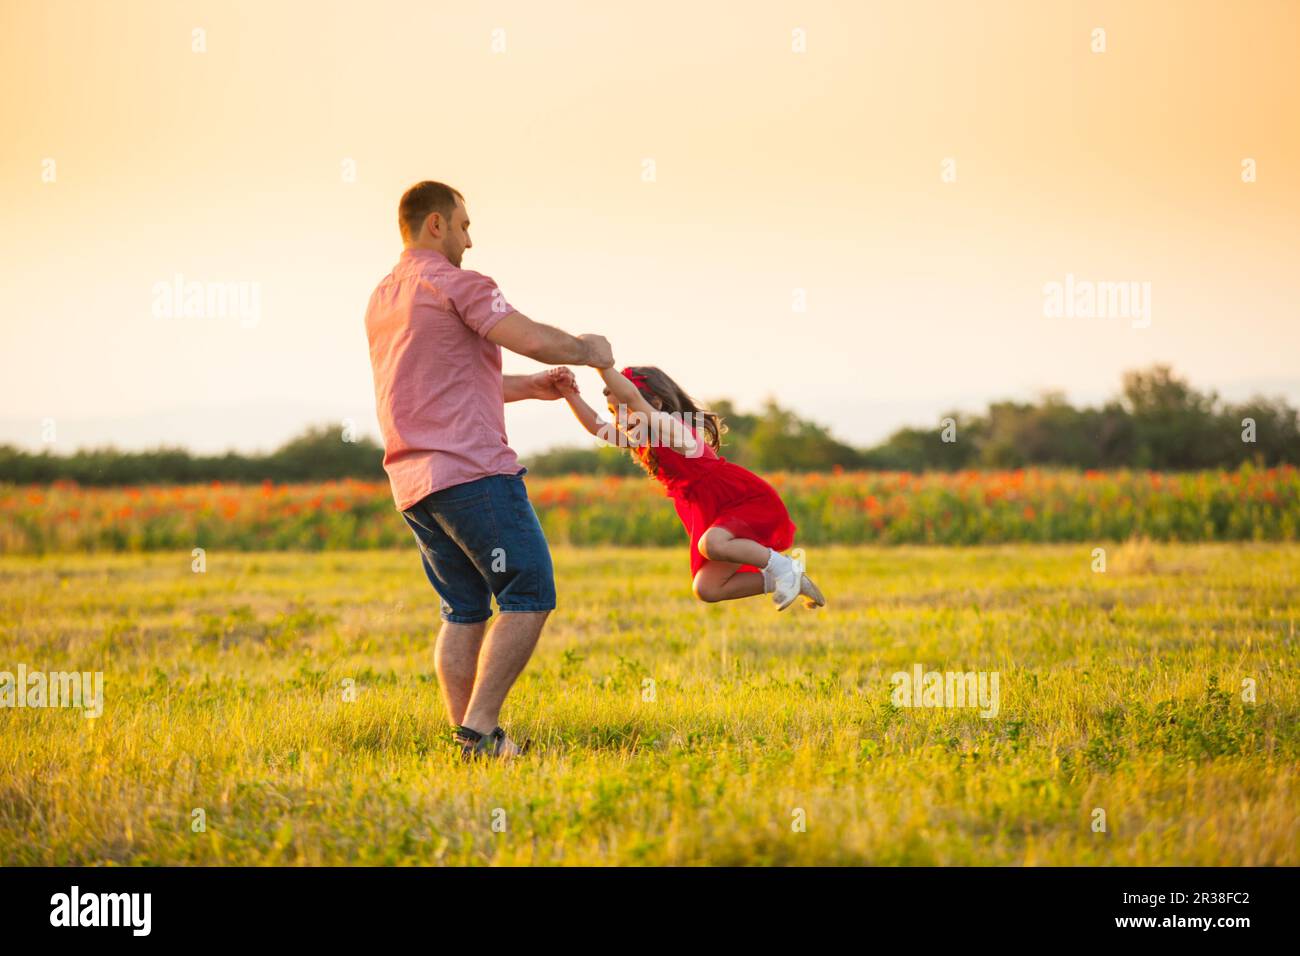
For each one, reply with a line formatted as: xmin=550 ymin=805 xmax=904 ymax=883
xmin=621 ymin=367 xmax=649 ymax=390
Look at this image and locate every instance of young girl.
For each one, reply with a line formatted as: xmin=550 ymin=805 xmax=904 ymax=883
xmin=559 ymin=365 xmax=825 ymax=610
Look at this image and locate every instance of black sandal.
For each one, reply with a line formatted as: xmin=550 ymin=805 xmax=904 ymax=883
xmin=453 ymin=725 xmax=531 ymax=760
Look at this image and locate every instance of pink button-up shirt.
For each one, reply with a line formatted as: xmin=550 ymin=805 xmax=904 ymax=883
xmin=365 ymin=248 xmax=520 ymax=511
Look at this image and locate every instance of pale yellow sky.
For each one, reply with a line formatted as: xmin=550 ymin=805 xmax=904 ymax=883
xmin=2 ymin=0 xmax=1297 ymax=455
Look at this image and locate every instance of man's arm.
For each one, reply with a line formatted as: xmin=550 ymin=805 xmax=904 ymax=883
xmin=502 ymin=367 xmax=576 ymax=403
xmin=486 ymin=311 xmax=614 ymax=368
xmin=502 ymin=374 xmax=536 ymax=403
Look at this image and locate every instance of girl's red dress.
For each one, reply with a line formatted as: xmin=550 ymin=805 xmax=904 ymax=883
xmin=633 ymin=429 xmax=797 ymax=579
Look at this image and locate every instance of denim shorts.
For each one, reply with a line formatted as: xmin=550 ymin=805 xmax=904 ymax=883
xmin=401 ymin=468 xmax=556 ymax=623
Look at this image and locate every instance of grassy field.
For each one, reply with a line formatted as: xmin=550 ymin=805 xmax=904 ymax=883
xmin=1 ymin=542 xmax=1296 ymax=865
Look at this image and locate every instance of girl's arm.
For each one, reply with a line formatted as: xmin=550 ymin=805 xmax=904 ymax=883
xmin=598 ymin=367 xmax=697 ymax=455
xmin=560 ymin=384 xmax=622 ymax=447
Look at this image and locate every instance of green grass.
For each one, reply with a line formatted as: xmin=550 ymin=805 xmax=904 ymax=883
xmin=0 ymin=543 xmax=1296 ymax=865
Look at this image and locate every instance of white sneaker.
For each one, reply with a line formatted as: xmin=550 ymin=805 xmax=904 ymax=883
xmin=765 ymin=551 xmax=801 ymax=611
xmin=799 ymin=573 xmax=826 ymax=608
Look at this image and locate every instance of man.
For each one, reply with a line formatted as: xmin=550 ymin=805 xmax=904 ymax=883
xmin=364 ymin=180 xmax=614 ymax=759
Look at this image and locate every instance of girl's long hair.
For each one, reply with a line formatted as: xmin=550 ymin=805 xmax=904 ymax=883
xmin=620 ymin=365 xmax=727 ymax=476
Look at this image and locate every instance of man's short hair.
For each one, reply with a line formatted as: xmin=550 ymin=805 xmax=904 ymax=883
xmin=399 ymin=181 xmax=464 ymax=243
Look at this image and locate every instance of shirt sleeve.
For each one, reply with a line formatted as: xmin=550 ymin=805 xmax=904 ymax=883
xmin=444 ymin=268 xmax=516 ymax=338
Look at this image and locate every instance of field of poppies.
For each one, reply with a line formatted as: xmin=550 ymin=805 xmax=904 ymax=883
xmin=0 ymin=465 xmax=1296 ymax=555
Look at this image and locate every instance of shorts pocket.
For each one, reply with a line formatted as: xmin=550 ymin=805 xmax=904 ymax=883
xmin=429 ymin=487 xmax=490 ymax=510
xmin=429 ymin=494 xmax=499 ymax=572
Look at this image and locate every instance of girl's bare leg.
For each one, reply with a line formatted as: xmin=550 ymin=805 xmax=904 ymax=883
xmin=697 ymin=526 xmax=772 ymax=568
xmin=693 ymin=527 xmax=773 ymax=602
xmin=697 ymin=526 xmax=826 ymax=608
xmin=692 ymin=559 xmax=765 ymax=603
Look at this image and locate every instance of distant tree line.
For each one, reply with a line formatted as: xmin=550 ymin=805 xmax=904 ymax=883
xmin=1 ymin=366 xmax=1295 ymax=485
xmin=530 ymin=365 xmax=1299 ymax=474
xmin=0 ymin=426 xmax=387 ymax=486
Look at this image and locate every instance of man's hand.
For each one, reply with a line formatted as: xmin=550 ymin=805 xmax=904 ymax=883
xmin=578 ymin=334 xmax=614 ymax=369
xmin=529 ymin=366 xmax=577 ymax=401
